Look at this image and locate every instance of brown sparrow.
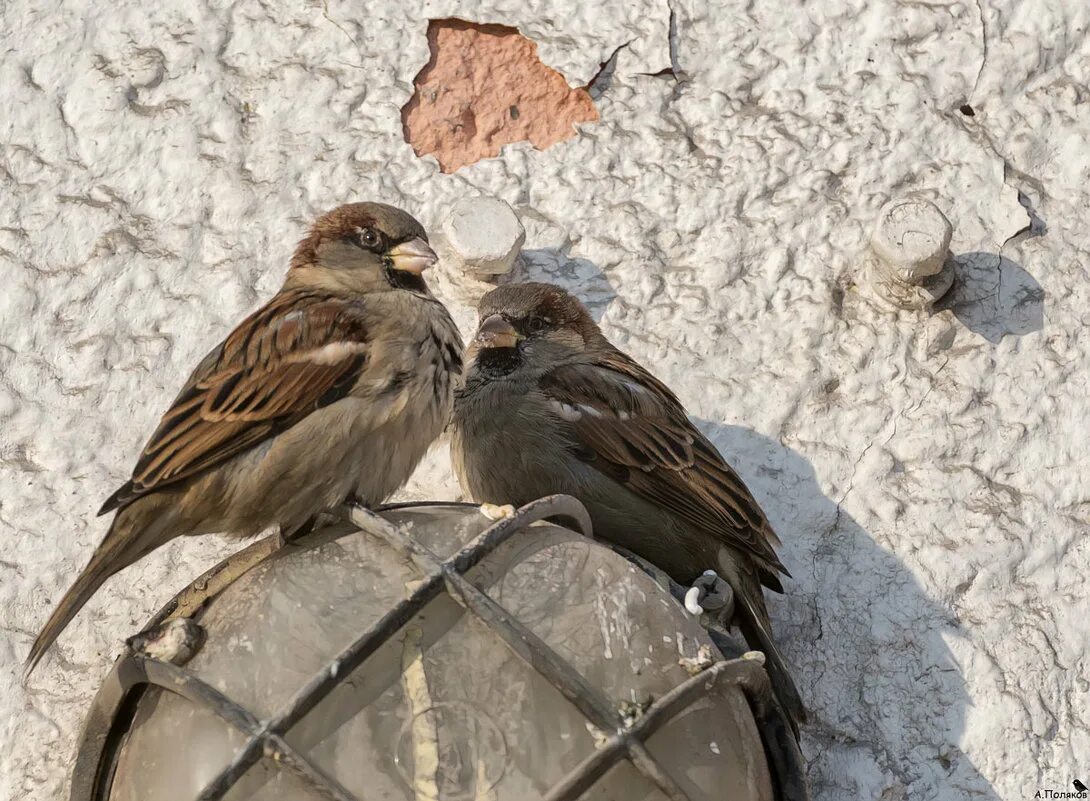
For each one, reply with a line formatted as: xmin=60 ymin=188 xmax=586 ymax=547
xmin=450 ymin=282 xmax=805 ymax=729
xmin=25 ymin=202 xmax=463 ymax=677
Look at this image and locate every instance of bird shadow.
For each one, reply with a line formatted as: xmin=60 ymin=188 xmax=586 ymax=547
xmin=501 ymin=247 xmax=617 ymax=323
xmin=933 ymin=252 xmax=1044 ymax=344
xmin=691 ymin=419 xmax=1001 ymax=801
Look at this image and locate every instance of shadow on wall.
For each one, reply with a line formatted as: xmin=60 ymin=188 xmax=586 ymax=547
xmin=692 ymin=420 xmax=1001 ymax=801
xmin=936 ymin=252 xmax=1044 ymax=343
xmin=502 ymin=247 xmax=617 ymax=322
xmin=479 ymin=245 xmax=1000 ymax=797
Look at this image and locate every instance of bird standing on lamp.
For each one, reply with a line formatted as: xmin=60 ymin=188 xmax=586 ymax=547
xmin=451 ymin=282 xmax=805 ymax=730
xmin=25 ymin=202 xmax=463 ymax=677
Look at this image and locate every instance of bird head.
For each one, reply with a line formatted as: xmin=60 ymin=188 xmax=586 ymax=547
xmin=469 ymin=283 xmax=602 ymax=376
xmin=287 ymin=202 xmax=438 ymax=295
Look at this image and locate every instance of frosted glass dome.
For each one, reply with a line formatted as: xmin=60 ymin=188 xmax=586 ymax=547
xmin=72 ymin=498 xmax=796 ymax=801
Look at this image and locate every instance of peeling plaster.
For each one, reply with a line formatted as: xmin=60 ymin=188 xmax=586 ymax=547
xmin=1 ymin=1 xmax=1087 ymax=800
xmin=402 ymin=19 xmax=599 ymax=172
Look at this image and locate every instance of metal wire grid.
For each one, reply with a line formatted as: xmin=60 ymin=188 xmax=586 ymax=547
xmin=72 ymin=495 xmax=784 ymax=801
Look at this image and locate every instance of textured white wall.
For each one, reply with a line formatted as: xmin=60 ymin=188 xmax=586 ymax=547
xmin=1 ymin=1 xmax=1086 ymax=799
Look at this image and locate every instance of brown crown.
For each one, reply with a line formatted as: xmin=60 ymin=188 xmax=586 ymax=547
xmin=479 ymin=282 xmax=601 ymax=342
xmin=290 ymin=202 xmax=427 ymax=269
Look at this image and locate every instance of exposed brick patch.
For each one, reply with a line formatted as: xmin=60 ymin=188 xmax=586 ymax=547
xmin=402 ymin=19 xmax=599 ymax=173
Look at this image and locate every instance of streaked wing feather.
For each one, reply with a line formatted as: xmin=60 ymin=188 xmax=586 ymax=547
xmin=541 ymin=350 xmax=786 ymax=577
xmin=103 ymin=292 xmax=371 ymax=513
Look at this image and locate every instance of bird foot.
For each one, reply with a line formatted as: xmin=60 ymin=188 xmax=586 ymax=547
xmin=683 ymin=569 xmax=734 ymax=617
xmin=277 ymin=515 xmax=318 ymax=549
xmin=479 ymin=502 xmax=516 ymax=521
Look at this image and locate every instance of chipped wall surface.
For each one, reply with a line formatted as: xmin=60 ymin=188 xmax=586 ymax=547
xmin=0 ymin=0 xmax=1086 ymax=799
xmin=402 ymin=20 xmax=599 ymax=173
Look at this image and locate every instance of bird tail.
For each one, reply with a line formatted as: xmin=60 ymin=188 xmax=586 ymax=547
xmin=734 ymin=590 xmax=808 ymax=737
xmin=24 ymin=509 xmax=149 ymax=680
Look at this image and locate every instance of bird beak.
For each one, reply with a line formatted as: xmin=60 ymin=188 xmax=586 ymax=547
xmin=474 ymin=314 xmax=521 ymax=349
xmin=387 ymin=237 xmax=438 ymax=275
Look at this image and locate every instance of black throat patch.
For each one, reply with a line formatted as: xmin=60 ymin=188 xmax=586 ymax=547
xmin=384 ymin=264 xmax=429 ymax=294
xmin=475 ymin=346 xmax=521 ymax=378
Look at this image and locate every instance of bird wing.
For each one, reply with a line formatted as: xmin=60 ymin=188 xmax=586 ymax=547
xmin=99 ymin=291 xmax=372 ymax=514
xmin=539 ymin=349 xmax=787 ymax=582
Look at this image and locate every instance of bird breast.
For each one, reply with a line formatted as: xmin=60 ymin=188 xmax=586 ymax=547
xmin=202 ymin=295 xmax=463 ymax=534
xmin=347 ymin=297 xmax=463 ymax=500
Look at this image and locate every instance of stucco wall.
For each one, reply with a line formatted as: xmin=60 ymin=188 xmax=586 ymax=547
xmin=1 ymin=1 xmax=1086 ymax=799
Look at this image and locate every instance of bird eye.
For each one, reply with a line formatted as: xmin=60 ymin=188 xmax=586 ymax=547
xmin=357 ymin=228 xmax=380 ymax=249
xmin=527 ymin=316 xmax=547 ymax=333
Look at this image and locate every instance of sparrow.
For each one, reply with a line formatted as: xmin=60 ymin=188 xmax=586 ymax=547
xmin=450 ymin=282 xmax=805 ymax=729
xmin=25 ymin=202 xmax=463 ymax=677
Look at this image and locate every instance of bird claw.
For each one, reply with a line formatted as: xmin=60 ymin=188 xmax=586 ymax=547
xmin=277 ymin=515 xmax=319 ymax=549
xmin=479 ymin=502 xmax=516 ymax=521
xmin=683 ymin=569 xmax=734 ymax=616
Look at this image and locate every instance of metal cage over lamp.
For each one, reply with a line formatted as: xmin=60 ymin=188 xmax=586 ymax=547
xmin=70 ymin=496 xmax=808 ymax=801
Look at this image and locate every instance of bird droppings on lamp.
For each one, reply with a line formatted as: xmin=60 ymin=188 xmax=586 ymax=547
xmin=401 ymin=19 xmax=599 ymax=173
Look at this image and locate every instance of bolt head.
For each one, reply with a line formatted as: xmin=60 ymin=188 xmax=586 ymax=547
xmin=442 ymin=197 xmax=526 ymax=276
xmin=871 ymin=197 xmax=953 ymax=280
